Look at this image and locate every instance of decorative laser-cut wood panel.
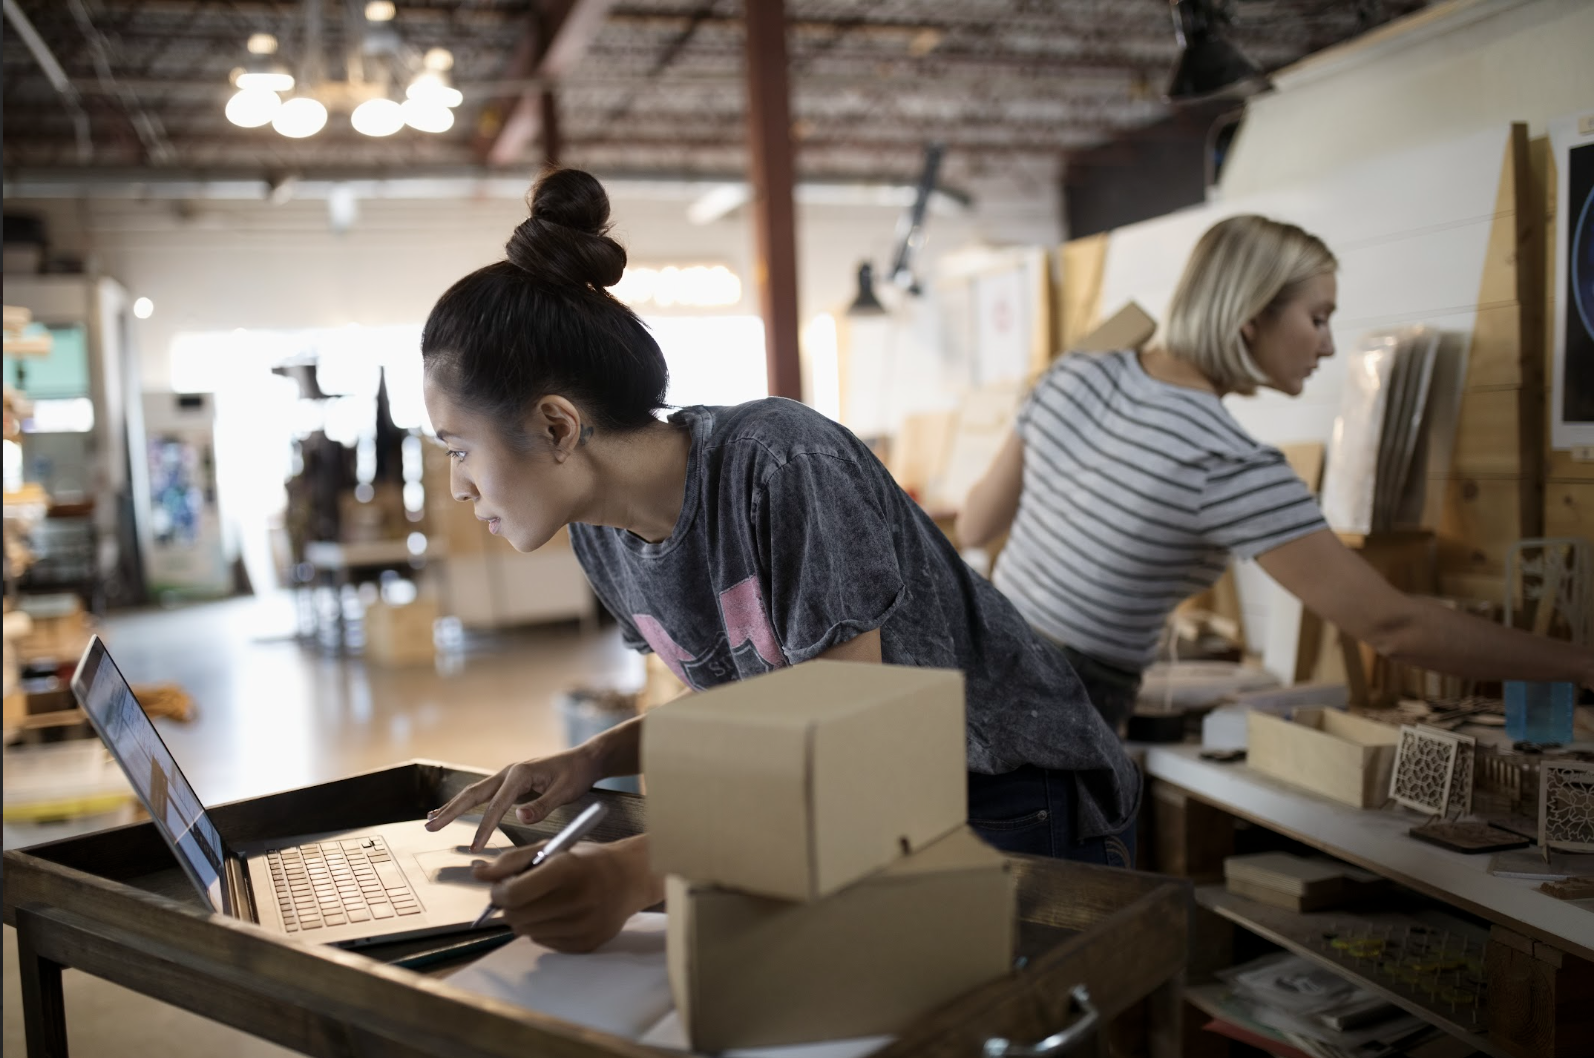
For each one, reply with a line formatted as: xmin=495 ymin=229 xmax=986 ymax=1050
xmin=1390 ymin=726 xmax=1460 ymax=816
xmin=1417 ymin=724 xmax=1476 ymax=819
xmin=1539 ymin=760 xmax=1594 ymax=861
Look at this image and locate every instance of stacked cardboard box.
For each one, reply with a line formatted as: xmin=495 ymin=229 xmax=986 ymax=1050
xmin=643 ymin=661 xmax=1015 ymax=1051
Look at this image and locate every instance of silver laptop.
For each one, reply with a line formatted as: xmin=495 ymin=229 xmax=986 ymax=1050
xmin=71 ymin=635 xmax=508 ymax=948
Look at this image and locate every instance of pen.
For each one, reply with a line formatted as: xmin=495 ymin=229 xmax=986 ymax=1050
xmin=470 ymin=801 xmax=608 ymax=928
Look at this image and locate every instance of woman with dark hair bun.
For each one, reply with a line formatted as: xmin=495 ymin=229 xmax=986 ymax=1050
xmin=420 ymin=168 xmax=1138 ymax=953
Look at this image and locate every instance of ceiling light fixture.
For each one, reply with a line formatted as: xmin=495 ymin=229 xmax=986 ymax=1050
xmin=406 ymin=71 xmax=463 ymax=109
xmin=272 ymin=96 xmax=329 ymax=138
xmin=1164 ymin=0 xmax=1269 ymax=102
xmin=351 ymin=96 xmax=405 ymax=136
xmin=225 ymin=87 xmax=282 ymax=128
xmin=402 ymin=97 xmax=454 ymax=133
xmin=237 ymin=32 xmax=294 ymax=92
xmin=847 ymin=263 xmax=887 ymax=317
xmin=226 ymin=24 xmax=462 ymax=138
xmin=364 ymin=1 xmax=396 ymax=21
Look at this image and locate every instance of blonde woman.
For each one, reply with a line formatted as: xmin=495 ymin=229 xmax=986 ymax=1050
xmin=959 ymin=215 xmax=1593 ymax=729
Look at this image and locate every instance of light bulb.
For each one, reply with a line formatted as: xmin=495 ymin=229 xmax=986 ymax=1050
xmin=225 ymin=87 xmax=282 ymax=128
xmin=406 ymin=72 xmax=463 ymax=108
xmin=272 ymin=96 xmax=328 ymax=138
xmin=133 ymin=297 xmax=154 ymax=319
xmin=351 ymin=97 xmax=405 ymax=136
xmin=402 ymin=98 xmax=454 ymax=133
xmin=364 ymin=1 xmax=396 ymax=21
xmin=423 ymin=48 xmax=454 ymax=71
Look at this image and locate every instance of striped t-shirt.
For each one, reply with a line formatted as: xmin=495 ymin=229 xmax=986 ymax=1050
xmin=991 ymin=349 xmax=1327 ymax=672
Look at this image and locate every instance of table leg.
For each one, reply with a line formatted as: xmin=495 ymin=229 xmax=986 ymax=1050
xmin=335 ymin=568 xmax=351 ymax=654
xmin=1146 ymin=971 xmax=1184 ymax=1058
xmin=16 ymin=913 xmax=70 ymax=1058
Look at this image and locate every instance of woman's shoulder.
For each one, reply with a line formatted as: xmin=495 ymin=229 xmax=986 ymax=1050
xmin=680 ymin=398 xmax=869 ymax=466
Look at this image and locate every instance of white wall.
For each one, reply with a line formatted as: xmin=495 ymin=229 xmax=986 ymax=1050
xmin=8 ymin=173 xmax=1059 ymax=394
xmin=1221 ymin=0 xmax=1594 ymax=198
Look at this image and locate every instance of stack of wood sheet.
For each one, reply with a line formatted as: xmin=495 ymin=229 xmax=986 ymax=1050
xmin=1224 ymin=852 xmax=1381 ymax=912
xmin=1321 ymin=326 xmax=1443 ymax=534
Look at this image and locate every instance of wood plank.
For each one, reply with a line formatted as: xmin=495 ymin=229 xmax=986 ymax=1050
xmin=1451 ymin=387 xmax=1526 ymax=478
xmin=1544 ymin=481 xmax=1594 ymax=542
xmin=1506 ymin=122 xmax=1547 ymax=541
xmin=1196 ymin=886 xmax=1508 ymax=1058
xmin=1545 ymin=450 xmax=1594 ymax=483
xmin=1431 ymin=475 xmax=1524 ymax=596
xmin=1057 ymin=233 xmax=1109 ymax=354
xmin=1466 ymin=301 xmax=1526 ymax=389
xmin=744 ymin=0 xmax=802 ymax=401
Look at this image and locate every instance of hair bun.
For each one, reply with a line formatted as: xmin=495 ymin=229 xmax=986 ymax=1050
xmin=506 ymin=168 xmax=627 ymax=291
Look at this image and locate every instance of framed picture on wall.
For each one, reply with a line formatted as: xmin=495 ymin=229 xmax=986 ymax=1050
xmin=1550 ymin=112 xmax=1594 ymax=450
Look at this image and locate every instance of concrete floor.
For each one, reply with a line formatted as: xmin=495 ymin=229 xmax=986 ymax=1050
xmin=3 ymin=593 xmax=640 ymax=1057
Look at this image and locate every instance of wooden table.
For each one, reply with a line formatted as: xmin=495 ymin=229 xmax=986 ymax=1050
xmin=5 ymin=760 xmax=1190 ymax=1058
xmin=1143 ymin=743 xmax=1594 ymax=1058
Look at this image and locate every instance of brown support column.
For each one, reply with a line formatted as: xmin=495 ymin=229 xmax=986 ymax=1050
xmin=540 ymin=91 xmax=561 ymax=166
xmin=743 ymin=0 xmax=802 ymax=401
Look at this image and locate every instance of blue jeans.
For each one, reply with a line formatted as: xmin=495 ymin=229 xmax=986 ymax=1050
xmin=967 ymin=766 xmax=1137 ymax=868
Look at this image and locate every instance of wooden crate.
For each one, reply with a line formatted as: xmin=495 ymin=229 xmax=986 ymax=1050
xmin=1247 ymin=708 xmax=1400 ymax=808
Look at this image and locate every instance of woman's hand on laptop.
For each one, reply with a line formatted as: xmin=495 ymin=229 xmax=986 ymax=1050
xmin=426 ymin=745 xmax=604 ymax=852
xmin=471 ymin=833 xmax=661 ymax=953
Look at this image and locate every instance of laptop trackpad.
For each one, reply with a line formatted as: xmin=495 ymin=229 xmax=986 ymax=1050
xmin=411 ymin=845 xmax=507 ymax=888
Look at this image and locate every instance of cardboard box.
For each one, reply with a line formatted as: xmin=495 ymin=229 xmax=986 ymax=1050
xmin=1247 ymin=708 xmax=1399 ymax=808
xmin=667 ymin=827 xmax=1014 ymax=1051
xmin=643 ymin=661 xmax=967 ymax=902
xmin=363 ymin=598 xmax=437 ymax=666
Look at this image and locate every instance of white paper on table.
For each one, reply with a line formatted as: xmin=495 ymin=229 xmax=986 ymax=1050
xmin=444 ymin=912 xmax=892 ymax=1058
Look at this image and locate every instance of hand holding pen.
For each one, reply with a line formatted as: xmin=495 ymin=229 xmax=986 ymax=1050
xmin=470 ymin=801 xmax=608 ymax=927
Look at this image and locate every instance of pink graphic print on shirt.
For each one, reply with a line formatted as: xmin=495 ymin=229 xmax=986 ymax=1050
xmin=633 ymin=614 xmax=698 ymax=686
xmin=718 ymin=575 xmax=784 ymax=669
xmin=631 ymin=576 xmax=784 ymax=691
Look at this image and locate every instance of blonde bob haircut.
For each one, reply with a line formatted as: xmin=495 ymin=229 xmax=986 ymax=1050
xmin=1161 ymin=214 xmax=1337 ymax=396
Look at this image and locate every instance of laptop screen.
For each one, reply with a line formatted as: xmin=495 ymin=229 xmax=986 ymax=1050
xmin=72 ymin=637 xmax=233 ymax=914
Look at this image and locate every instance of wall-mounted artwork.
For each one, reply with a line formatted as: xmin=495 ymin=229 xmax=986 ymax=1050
xmin=1550 ymin=113 xmax=1594 ymax=450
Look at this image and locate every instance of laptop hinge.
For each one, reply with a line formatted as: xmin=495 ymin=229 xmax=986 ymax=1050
xmin=226 ymin=854 xmax=257 ymax=923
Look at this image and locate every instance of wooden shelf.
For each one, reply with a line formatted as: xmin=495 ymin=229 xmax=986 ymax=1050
xmin=1144 ymin=744 xmax=1594 ymax=962
xmin=1196 ymin=884 xmax=1507 ymax=1058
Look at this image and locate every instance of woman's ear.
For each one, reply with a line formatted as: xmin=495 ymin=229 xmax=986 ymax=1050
xmin=536 ymin=397 xmax=585 ymax=462
xmin=1240 ymin=317 xmax=1259 ymax=347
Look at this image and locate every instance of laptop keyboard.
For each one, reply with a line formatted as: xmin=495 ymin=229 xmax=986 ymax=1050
xmin=266 ymin=837 xmax=422 ymax=932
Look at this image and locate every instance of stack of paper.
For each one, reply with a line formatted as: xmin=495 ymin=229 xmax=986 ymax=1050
xmin=1206 ymin=954 xmax=1445 ymax=1058
xmin=444 ymin=913 xmax=891 ymax=1058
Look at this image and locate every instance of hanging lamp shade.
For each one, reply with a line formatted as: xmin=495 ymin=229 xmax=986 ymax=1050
xmin=1164 ymin=0 xmax=1269 ymax=102
xmin=847 ymin=263 xmax=887 ymax=317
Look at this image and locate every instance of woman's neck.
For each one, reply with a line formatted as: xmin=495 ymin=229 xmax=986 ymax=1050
xmin=1137 ymin=346 xmax=1224 ymax=396
xmin=577 ymin=418 xmax=693 ymax=543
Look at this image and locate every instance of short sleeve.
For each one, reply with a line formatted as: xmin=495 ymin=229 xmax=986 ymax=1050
xmin=1201 ymin=447 xmax=1329 ymax=559
xmin=753 ymin=453 xmax=906 ymax=663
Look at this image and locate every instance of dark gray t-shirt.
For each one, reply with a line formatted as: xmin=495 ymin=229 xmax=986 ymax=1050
xmin=569 ymin=399 xmax=1138 ymax=838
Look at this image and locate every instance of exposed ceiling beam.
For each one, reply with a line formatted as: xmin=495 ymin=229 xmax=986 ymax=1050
xmin=480 ymin=0 xmax=618 ymax=169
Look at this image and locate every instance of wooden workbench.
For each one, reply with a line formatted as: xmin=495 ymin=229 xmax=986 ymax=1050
xmin=6 ymin=760 xmax=1190 ymax=1058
